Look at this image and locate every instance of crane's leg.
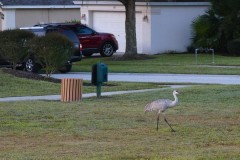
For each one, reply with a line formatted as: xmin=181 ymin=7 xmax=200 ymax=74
xmin=156 ymin=114 xmax=160 ymax=131
xmin=163 ymin=114 xmax=175 ymax=132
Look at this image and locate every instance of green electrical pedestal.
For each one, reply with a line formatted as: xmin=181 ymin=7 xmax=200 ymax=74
xmin=91 ymin=63 xmax=108 ymax=98
xmin=96 ymin=83 xmax=102 ymax=98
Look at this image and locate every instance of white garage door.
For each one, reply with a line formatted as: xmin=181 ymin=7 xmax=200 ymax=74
xmin=92 ymin=11 xmax=142 ymax=53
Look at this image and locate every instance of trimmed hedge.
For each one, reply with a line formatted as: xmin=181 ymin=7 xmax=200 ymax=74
xmin=30 ymin=32 xmax=73 ymax=76
xmin=227 ymin=39 xmax=240 ymax=56
xmin=0 ymin=29 xmax=35 ymax=69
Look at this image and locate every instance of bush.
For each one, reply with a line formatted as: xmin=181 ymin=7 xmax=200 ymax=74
xmin=0 ymin=29 xmax=35 ymax=69
xmin=190 ymin=0 xmax=240 ymax=54
xmin=190 ymin=9 xmax=222 ymax=51
xmin=227 ymin=39 xmax=240 ymax=56
xmin=31 ymin=33 xmax=73 ymax=77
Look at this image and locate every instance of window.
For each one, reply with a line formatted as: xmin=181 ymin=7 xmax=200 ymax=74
xmin=75 ymin=26 xmax=93 ymax=35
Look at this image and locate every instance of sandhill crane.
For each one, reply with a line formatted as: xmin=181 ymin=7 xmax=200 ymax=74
xmin=144 ymin=90 xmax=179 ymax=132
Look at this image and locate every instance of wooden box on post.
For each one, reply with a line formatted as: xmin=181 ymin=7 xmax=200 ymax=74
xmin=61 ymin=78 xmax=83 ymax=102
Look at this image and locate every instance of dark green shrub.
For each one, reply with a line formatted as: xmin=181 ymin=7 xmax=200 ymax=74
xmin=0 ymin=29 xmax=35 ymax=69
xmin=31 ymin=33 xmax=73 ymax=77
xmin=190 ymin=9 xmax=221 ymax=51
xmin=190 ymin=0 xmax=240 ymax=54
xmin=227 ymin=39 xmax=240 ymax=56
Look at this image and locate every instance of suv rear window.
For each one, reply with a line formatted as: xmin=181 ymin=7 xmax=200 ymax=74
xmin=61 ymin=30 xmax=79 ymax=43
xmin=63 ymin=25 xmax=94 ymax=35
xmin=47 ymin=29 xmax=79 ymax=43
xmin=76 ymin=27 xmax=94 ymax=35
xmin=30 ymin=29 xmax=45 ymax=36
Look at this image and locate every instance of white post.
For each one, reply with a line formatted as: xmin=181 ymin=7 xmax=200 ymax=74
xmin=210 ymin=48 xmax=214 ymax=64
xmin=195 ymin=48 xmax=199 ymax=65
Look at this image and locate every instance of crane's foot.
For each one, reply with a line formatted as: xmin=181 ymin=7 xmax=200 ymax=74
xmin=156 ymin=124 xmax=159 ymax=131
xmin=156 ymin=115 xmax=160 ymax=131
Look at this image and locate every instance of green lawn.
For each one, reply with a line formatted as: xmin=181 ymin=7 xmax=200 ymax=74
xmin=0 ymin=85 xmax=240 ymax=159
xmin=1 ymin=53 xmax=240 ymax=159
xmin=72 ymin=53 xmax=240 ymax=74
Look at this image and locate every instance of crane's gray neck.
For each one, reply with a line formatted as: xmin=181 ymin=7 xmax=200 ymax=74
xmin=170 ymin=93 xmax=178 ymax=107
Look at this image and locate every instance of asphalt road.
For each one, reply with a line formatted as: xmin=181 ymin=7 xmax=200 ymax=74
xmin=49 ymin=72 xmax=240 ymax=85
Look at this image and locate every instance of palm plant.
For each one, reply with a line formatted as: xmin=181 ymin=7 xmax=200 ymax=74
xmin=191 ymin=9 xmax=220 ymax=50
xmin=190 ymin=0 xmax=240 ymax=54
xmin=212 ymin=0 xmax=240 ymax=43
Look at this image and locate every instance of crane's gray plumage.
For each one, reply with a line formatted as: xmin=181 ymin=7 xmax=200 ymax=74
xmin=144 ymin=90 xmax=179 ymax=132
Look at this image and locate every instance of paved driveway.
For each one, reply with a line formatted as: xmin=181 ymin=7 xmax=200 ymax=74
xmin=49 ymin=72 xmax=240 ymax=85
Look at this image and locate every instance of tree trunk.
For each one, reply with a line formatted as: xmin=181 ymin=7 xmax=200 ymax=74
xmin=120 ymin=0 xmax=138 ymax=58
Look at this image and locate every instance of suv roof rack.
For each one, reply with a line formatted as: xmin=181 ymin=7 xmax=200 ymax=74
xmin=20 ymin=26 xmax=44 ymax=30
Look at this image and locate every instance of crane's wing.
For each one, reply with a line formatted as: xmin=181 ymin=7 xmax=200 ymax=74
xmin=144 ymin=99 xmax=172 ymax=113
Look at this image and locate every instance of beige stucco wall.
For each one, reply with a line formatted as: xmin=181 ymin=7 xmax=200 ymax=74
xmin=0 ymin=16 xmax=2 ymax=30
xmin=78 ymin=1 xmax=210 ymax=54
xmin=15 ymin=8 xmax=80 ymax=28
xmin=0 ymin=8 xmax=2 ymax=30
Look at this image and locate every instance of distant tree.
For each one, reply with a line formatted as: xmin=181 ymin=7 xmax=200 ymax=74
xmin=118 ymin=0 xmax=138 ymax=59
xmin=82 ymin=0 xmax=138 ymax=59
xmin=190 ymin=0 xmax=240 ymax=53
xmin=211 ymin=0 xmax=240 ymax=40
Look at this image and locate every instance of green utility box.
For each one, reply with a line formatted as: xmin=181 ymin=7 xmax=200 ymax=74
xmin=91 ymin=63 xmax=108 ymax=98
xmin=91 ymin=62 xmax=108 ymax=86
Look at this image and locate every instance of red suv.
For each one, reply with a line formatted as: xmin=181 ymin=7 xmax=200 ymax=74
xmin=35 ymin=23 xmax=118 ymax=57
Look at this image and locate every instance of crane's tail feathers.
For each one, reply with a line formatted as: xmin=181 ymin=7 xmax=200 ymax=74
xmin=144 ymin=103 xmax=152 ymax=113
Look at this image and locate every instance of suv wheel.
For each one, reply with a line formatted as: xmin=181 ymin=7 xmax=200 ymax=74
xmin=24 ymin=57 xmax=40 ymax=73
xmin=100 ymin=42 xmax=114 ymax=57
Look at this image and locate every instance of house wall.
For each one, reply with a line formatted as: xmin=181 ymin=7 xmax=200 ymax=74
xmin=1 ymin=8 xmax=80 ymax=30
xmin=150 ymin=4 xmax=209 ymax=54
xmin=2 ymin=9 xmax=15 ymax=30
xmin=16 ymin=9 xmax=80 ymax=28
xmin=80 ymin=3 xmax=150 ymax=53
xmin=78 ymin=1 xmax=210 ymax=54
xmin=0 ymin=9 xmax=2 ymax=31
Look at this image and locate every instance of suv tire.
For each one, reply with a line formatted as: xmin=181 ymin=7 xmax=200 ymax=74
xmin=24 ymin=57 xmax=40 ymax=73
xmin=100 ymin=42 xmax=114 ymax=57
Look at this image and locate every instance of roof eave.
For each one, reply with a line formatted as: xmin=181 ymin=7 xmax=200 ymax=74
xmin=149 ymin=2 xmax=210 ymax=6
xmin=73 ymin=1 xmax=210 ymax=6
xmin=2 ymin=5 xmax=80 ymax=9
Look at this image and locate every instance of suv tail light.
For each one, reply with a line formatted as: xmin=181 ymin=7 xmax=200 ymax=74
xmin=80 ymin=44 xmax=83 ymax=51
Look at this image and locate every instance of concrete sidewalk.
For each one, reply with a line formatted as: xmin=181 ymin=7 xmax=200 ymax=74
xmin=0 ymin=85 xmax=186 ymax=102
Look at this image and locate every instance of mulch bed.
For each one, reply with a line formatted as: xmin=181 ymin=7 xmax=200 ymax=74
xmin=2 ymin=68 xmax=61 ymax=83
xmin=2 ymin=68 xmax=116 ymax=86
